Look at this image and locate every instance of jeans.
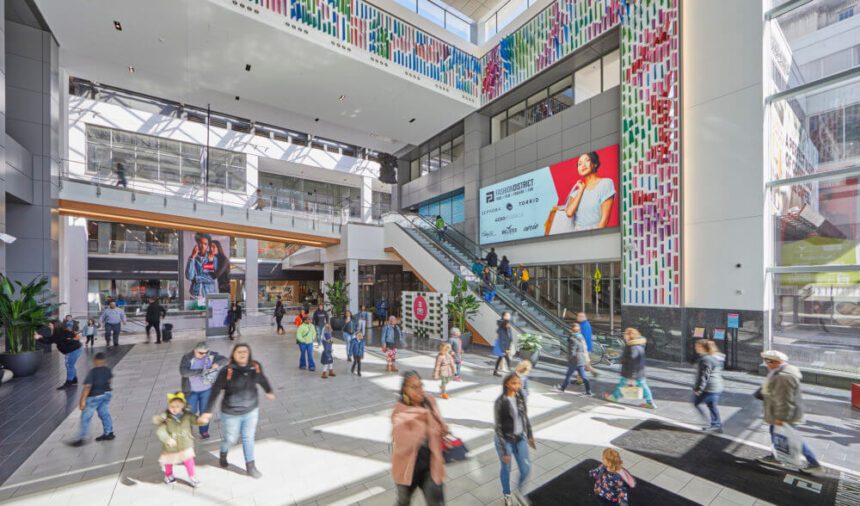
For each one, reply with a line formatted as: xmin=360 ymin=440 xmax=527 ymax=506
xmin=315 ymin=326 xmax=325 ymax=345
xmin=79 ymin=392 xmax=113 ymax=439
xmin=220 ymin=408 xmax=259 ymax=463
xmin=693 ymin=392 xmax=722 ymax=428
xmin=145 ymin=320 xmax=161 ymax=341
xmin=358 ymin=319 xmax=367 ymax=336
xmin=188 ymin=389 xmax=213 ymax=434
xmin=64 ymin=347 xmax=83 ymax=382
xmin=769 ymin=425 xmax=819 ymax=466
xmin=455 ymin=360 xmax=461 ymax=377
xmin=395 ymin=477 xmax=445 ymax=506
xmin=299 ymin=342 xmax=316 ymax=370
xmin=495 ymin=434 xmax=531 ymax=496
xmin=560 ymin=364 xmax=590 ymax=394
xmin=104 ymin=323 xmax=121 ymax=346
xmin=611 ymin=377 xmax=654 ymax=403
xmin=343 ymin=332 xmax=354 ymax=358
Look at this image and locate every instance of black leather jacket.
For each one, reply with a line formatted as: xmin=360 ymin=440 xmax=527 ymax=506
xmin=494 ymin=391 xmax=532 ymax=453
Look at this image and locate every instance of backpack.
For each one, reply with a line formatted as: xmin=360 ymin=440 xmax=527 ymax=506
xmin=225 ymin=361 xmax=262 ymax=381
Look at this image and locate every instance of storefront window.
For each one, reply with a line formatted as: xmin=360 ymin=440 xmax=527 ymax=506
xmin=87 ymin=278 xmax=180 ymax=315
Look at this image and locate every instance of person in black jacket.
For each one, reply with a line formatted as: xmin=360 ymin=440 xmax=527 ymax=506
xmin=199 ymin=343 xmax=274 ymax=478
xmin=274 ymin=296 xmax=286 ymax=335
xmin=312 ymin=303 xmax=328 ymax=347
xmin=227 ymin=302 xmax=241 ymax=340
xmin=494 ymin=373 xmax=534 ymax=505
xmin=342 ymin=310 xmax=357 ymax=361
xmin=485 ymin=247 xmax=498 ymax=269
xmin=145 ymin=298 xmax=167 ymax=343
xmin=43 ymin=320 xmax=84 ymax=390
xmin=492 ymin=313 xmax=513 ymax=377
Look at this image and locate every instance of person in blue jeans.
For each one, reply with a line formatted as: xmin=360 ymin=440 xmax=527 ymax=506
xmin=71 ymin=352 xmax=115 ymax=446
xmin=692 ymin=339 xmax=725 ymax=432
xmin=494 ymin=373 xmax=534 ymax=506
xmin=199 ymin=343 xmax=274 ymax=478
xmin=554 ymin=324 xmax=592 ymax=396
xmin=44 ymin=321 xmax=84 ymax=390
xmin=296 ymin=316 xmax=317 ymax=371
xmin=180 ymin=342 xmax=228 ymax=439
xmin=605 ymin=328 xmax=657 ymax=409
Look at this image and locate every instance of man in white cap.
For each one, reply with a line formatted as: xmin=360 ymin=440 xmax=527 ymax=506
xmin=755 ymin=350 xmax=822 ymax=475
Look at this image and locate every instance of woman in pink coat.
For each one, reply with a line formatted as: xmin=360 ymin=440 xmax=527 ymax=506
xmin=391 ymin=370 xmax=448 ymax=505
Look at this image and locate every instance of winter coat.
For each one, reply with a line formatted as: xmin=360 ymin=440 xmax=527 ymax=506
xmin=312 ymin=309 xmax=328 ymax=327
xmin=485 ymin=251 xmax=498 ymax=267
xmin=179 ymin=350 xmax=228 ymax=395
xmin=620 ymin=338 xmax=647 ymax=380
xmin=694 ymin=353 xmax=725 ymax=395
xmin=350 ymin=338 xmax=366 ymax=359
xmin=153 ymin=410 xmax=200 ymax=454
xmin=391 ymin=396 xmax=447 ymax=486
xmin=494 ymin=391 xmax=532 ymax=450
xmin=296 ymin=323 xmax=316 ymax=344
xmin=434 ymin=353 xmax=456 ymax=379
xmin=206 ymin=362 xmax=273 ymax=416
xmin=145 ymin=302 xmax=167 ymax=323
xmin=761 ymin=364 xmax=804 ymax=424
xmin=321 ymin=336 xmax=334 ymax=365
xmin=493 ymin=320 xmax=512 ymax=357
xmin=274 ymin=302 xmax=286 ymax=318
xmin=567 ymin=333 xmax=588 ymax=367
xmin=51 ymin=328 xmax=82 ymax=355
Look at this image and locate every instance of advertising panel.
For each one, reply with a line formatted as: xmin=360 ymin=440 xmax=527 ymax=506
xmin=181 ymin=231 xmax=231 ymax=310
xmin=479 ymin=144 xmax=619 ymax=244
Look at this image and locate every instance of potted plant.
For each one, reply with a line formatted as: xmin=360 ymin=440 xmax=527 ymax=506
xmin=324 ymin=280 xmax=350 ymax=330
xmin=446 ymin=276 xmax=480 ymax=351
xmin=0 ymin=276 xmax=58 ymax=378
xmin=517 ymin=332 xmax=543 ymax=367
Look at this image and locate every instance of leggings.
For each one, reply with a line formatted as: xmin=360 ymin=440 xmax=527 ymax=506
xmin=164 ymin=458 xmax=195 ymax=478
xmin=494 ymin=355 xmax=511 ymax=374
xmin=351 ymin=358 xmax=362 ymax=374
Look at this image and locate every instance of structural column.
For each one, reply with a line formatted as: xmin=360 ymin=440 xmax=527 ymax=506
xmin=59 ymin=216 xmax=88 ymax=316
xmin=323 ymin=262 xmax=335 ymax=305
xmin=346 ymin=258 xmax=359 ymax=313
xmin=245 ymin=239 xmax=259 ymax=313
xmin=360 ymin=175 xmax=373 ymax=223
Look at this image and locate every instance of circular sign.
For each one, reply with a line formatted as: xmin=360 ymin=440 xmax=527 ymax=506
xmin=413 ymin=295 xmax=428 ymax=321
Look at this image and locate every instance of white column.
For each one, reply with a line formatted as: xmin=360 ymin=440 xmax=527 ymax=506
xmin=323 ymin=262 xmax=335 ymax=305
xmin=361 ymin=175 xmax=373 ymax=223
xmin=60 ymin=216 xmax=89 ymax=316
xmin=245 ymin=239 xmax=259 ymax=314
xmin=346 ymin=258 xmax=359 ymax=313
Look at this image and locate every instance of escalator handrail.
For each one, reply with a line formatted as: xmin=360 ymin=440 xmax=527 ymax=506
xmin=405 ymin=213 xmax=574 ymax=338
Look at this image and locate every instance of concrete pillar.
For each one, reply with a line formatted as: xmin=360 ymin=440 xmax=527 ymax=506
xmin=323 ymin=262 xmax=335 ymax=305
xmin=245 ymin=239 xmax=259 ymax=314
xmin=59 ymin=216 xmax=89 ymax=316
xmin=346 ymin=258 xmax=359 ymax=313
xmin=0 ymin=0 xmax=7 ymax=275
xmin=361 ymin=175 xmax=373 ymax=223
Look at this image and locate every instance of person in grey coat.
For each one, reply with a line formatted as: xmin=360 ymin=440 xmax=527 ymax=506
xmin=692 ymin=339 xmax=725 ymax=432
xmin=555 ymin=323 xmax=592 ymax=395
xmin=755 ymin=350 xmax=822 ymax=475
xmin=179 ymin=342 xmax=228 ymax=439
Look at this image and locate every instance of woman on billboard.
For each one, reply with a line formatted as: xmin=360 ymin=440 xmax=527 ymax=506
xmin=185 ymin=233 xmax=219 ymax=298
xmin=211 ymin=239 xmax=231 ymax=295
xmin=545 ymin=152 xmax=616 ymax=235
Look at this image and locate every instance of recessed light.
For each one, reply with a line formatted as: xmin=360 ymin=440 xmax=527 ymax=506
xmin=409 ymin=118 xmax=416 ymax=123
xmin=128 ymin=65 xmax=135 ymax=73
xmin=235 ymin=96 xmax=240 ymax=101
xmin=338 ymin=95 xmax=345 ymax=101
xmin=245 ymin=64 xmax=252 ymax=72
xmin=114 ymin=20 xmax=122 ymax=31
xmin=314 ymin=118 xmax=320 ymax=122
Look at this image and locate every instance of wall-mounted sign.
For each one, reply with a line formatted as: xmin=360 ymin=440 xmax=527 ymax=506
xmin=713 ymin=328 xmax=726 ymax=341
xmin=727 ymin=313 xmax=740 ymax=329
xmin=479 ymin=145 xmax=619 ymax=244
xmin=693 ymin=327 xmax=705 ymax=338
xmin=413 ymin=295 xmax=428 ymax=321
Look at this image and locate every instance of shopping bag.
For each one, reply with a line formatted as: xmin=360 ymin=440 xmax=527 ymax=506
xmin=620 ymin=382 xmax=643 ymax=400
xmin=771 ymin=424 xmax=804 ymax=467
xmin=440 ymin=435 xmax=469 ymax=463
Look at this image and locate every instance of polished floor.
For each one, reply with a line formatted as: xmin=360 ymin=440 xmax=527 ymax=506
xmin=0 ymin=325 xmax=857 ymax=505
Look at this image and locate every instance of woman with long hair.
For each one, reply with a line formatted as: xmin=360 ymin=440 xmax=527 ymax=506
xmin=604 ymin=328 xmax=657 ymax=409
xmin=391 ymin=371 xmax=447 ymax=505
xmin=210 ymin=240 xmax=230 ymax=294
xmin=495 ymin=373 xmax=535 ymax=505
xmin=198 ymin=343 xmax=275 ymax=478
xmin=545 ymin=151 xmax=616 ymax=234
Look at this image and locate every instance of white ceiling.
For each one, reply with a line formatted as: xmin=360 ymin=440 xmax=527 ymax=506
xmin=34 ymin=0 xmax=478 ymax=153
xmin=444 ymin=0 xmax=502 ymax=22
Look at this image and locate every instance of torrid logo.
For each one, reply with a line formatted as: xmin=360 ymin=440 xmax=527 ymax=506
xmin=485 ymin=191 xmax=495 ymax=203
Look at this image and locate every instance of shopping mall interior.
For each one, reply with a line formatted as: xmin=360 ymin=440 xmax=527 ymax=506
xmin=0 ymin=0 xmax=857 ymax=504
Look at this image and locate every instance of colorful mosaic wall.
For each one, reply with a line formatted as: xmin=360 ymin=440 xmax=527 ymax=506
xmin=245 ymin=0 xmax=481 ymax=97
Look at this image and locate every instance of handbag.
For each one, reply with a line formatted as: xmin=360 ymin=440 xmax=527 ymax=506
xmin=440 ymin=435 xmax=468 ymax=463
xmin=620 ymin=382 xmax=643 ymax=400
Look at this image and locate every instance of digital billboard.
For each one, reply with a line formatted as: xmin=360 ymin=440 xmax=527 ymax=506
xmin=479 ymin=144 xmax=619 ymax=244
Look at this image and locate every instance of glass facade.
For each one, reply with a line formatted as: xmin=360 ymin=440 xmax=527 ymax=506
xmin=526 ymin=261 xmax=621 ymax=331
xmin=87 ymin=278 xmax=180 ymax=315
xmin=767 ymin=0 xmax=860 ymax=374
xmin=418 ymin=192 xmax=465 ymax=224
xmin=408 ymin=134 xmax=465 ymax=182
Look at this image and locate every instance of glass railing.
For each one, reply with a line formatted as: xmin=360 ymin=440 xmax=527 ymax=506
xmin=87 ymin=239 xmax=178 ymax=256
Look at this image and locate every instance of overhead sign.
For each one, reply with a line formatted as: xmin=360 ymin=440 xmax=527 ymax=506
xmin=479 ymin=144 xmax=619 ymax=245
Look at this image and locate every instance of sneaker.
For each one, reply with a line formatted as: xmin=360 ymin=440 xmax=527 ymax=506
xmin=702 ymin=426 xmax=723 ymax=433
xmin=801 ymin=464 xmax=825 ymax=477
xmin=756 ymin=455 xmax=780 ymax=466
xmin=493 ymin=372 xmax=501 ymax=377
xmin=69 ymin=439 xmax=85 ymax=447
xmin=583 ymin=392 xmax=594 ymax=397
xmin=164 ymin=475 xmax=176 ymax=484
xmin=603 ymin=393 xmax=620 ymax=403
xmin=189 ymin=477 xmax=200 ymax=487
xmin=641 ymin=402 xmax=657 ymax=409
xmin=200 ymin=432 xmax=210 ymax=440
xmin=95 ymin=432 xmax=115 ymax=441
xmin=513 ymin=490 xmax=530 ymax=505
xmin=71 ymin=377 xmax=78 ymax=385
xmin=357 ymin=372 xmax=362 ymax=377
xmin=553 ymin=384 xmax=565 ymax=392
xmin=503 ymin=495 xmax=514 ymax=506
xmin=454 ymin=376 xmax=462 ymax=382
xmin=57 ymin=381 xmax=72 ymax=390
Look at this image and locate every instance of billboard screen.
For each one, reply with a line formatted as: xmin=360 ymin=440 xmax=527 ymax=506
xmin=181 ymin=231 xmax=231 ymax=309
xmin=479 ymin=144 xmax=619 ymax=244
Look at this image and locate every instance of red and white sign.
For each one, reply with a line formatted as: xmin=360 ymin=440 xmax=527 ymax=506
xmin=413 ymin=295 xmax=428 ymax=321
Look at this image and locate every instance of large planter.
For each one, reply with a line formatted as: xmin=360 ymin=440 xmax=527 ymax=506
xmin=330 ymin=316 xmax=345 ymax=331
xmin=460 ymin=331 xmax=473 ymax=352
xmin=0 ymin=351 xmax=43 ymax=378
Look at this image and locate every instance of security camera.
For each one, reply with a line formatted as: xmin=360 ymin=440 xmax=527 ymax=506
xmin=0 ymin=233 xmax=16 ymax=244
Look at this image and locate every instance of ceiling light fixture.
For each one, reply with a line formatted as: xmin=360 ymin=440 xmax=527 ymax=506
xmin=245 ymin=64 xmax=252 ymax=72
xmin=235 ymin=96 xmax=240 ymax=101
xmin=409 ymin=118 xmax=416 ymax=123
xmin=314 ymin=118 xmax=320 ymax=122
xmin=114 ymin=20 xmax=123 ymax=31
xmin=338 ymin=95 xmax=345 ymax=101
xmin=128 ymin=65 xmax=135 ymax=74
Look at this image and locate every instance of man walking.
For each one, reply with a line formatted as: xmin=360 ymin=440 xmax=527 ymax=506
xmin=485 ymin=247 xmax=498 ymax=270
xmin=145 ymin=297 xmax=167 ymax=343
xmin=100 ymin=301 xmax=126 ymax=347
xmin=312 ymin=303 xmax=328 ymax=347
xmin=577 ymin=312 xmax=598 ymax=377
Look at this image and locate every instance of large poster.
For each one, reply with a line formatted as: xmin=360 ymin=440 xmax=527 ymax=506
xmin=479 ymin=144 xmax=619 ymax=244
xmin=181 ymin=231 xmax=231 ymax=309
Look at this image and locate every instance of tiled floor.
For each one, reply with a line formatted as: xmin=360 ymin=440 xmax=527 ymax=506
xmin=0 ymin=324 xmax=857 ymax=505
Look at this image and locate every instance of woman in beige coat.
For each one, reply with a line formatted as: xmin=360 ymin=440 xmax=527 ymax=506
xmin=391 ymin=371 xmax=448 ymax=505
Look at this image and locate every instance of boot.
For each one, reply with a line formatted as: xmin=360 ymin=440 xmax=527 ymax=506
xmin=219 ymin=451 xmax=229 ymax=468
xmin=321 ymin=371 xmax=328 ymax=379
xmin=246 ymin=461 xmax=262 ymax=479
xmin=328 ymin=370 xmax=336 ymax=377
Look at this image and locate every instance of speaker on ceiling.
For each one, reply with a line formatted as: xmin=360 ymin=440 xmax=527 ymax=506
xmin=377 ymin=153 xmax=398 ymax=184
